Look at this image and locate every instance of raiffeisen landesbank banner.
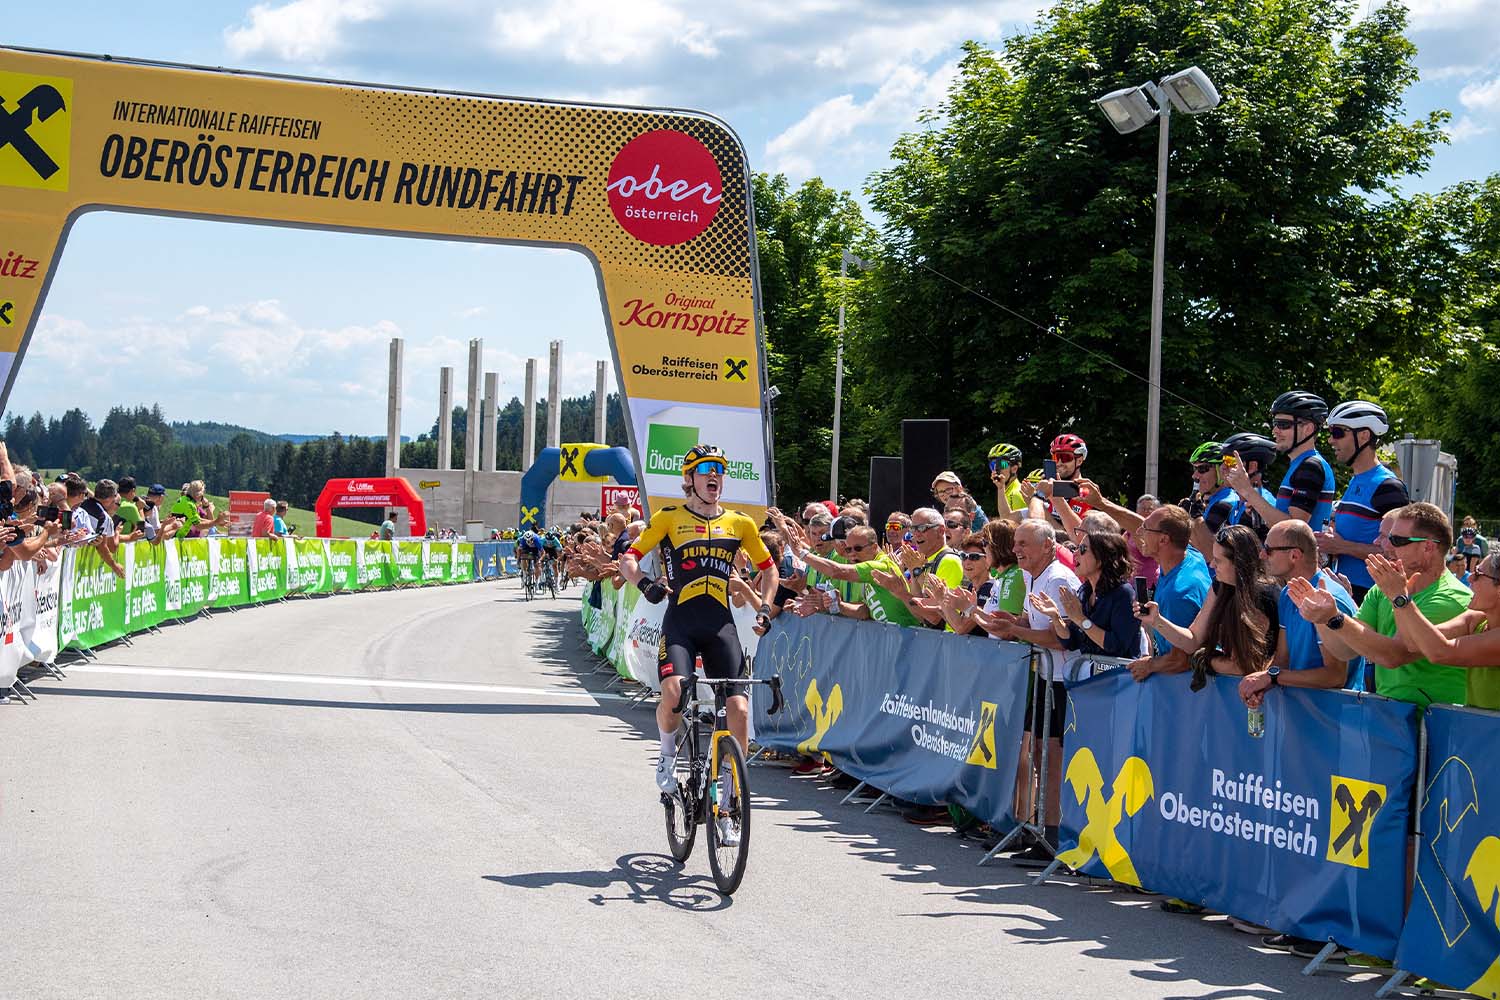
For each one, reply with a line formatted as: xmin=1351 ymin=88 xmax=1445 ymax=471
xmin=0 ymin=49 xmax=774 ymax=515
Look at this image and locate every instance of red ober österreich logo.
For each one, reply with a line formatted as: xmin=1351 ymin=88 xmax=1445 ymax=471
xmin=607 ymin=130 xmax=722 ymax=246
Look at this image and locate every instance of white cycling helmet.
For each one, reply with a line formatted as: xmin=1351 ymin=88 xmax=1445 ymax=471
xmin=1328 ymin=400 xmax=1389 ymax=435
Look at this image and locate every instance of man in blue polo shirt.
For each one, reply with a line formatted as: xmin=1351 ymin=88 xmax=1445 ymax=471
xmin=1240 ymin=520 xmax=1359 ymax=705
xmin=1224 ymin=391 xmax=1336 ymax=533
xmin=1127 ymin=504 xmax=1211 ymax=682
xmin=1317 ymin=400 xmax=1409 ymax=603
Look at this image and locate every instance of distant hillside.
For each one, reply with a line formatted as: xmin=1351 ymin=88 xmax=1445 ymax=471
xmin=169 ymin=421 xmax=405 ymax=446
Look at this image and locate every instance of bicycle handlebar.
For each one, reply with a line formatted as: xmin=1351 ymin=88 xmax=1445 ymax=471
xmin=671 ymin=674 xmax=784 ymax=716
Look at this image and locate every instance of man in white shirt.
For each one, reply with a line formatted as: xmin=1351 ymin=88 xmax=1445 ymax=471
xmin=981 ymin=519 xmax=1079 ymax=861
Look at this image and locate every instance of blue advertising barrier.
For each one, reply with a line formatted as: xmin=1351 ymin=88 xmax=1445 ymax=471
xmin=1058 ymin=670 xmax=1418 ymax=958
xmin=473 ymin=541 xmax=515 ymax=579
xmin=752 ymin=614 xmax=1032 ymax=829
xmin=1395 ymin=704 xmax=1500 ymax=996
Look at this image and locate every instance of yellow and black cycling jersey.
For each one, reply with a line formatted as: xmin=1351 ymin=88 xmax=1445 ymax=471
xmin=627 ymin=505 xmax=772 ymax=611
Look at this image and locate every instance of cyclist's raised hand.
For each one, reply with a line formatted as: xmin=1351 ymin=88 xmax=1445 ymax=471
xmin=637 ymin=577 xmax=671 ymax=604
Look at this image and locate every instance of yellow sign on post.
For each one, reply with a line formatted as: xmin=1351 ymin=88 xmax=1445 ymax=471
xmin=0 ymin=47 xmax=774 ymax=518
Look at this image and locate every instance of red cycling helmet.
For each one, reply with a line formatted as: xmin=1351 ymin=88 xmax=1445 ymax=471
xmin=1049 ymin=433 xmax=1088 ymax=461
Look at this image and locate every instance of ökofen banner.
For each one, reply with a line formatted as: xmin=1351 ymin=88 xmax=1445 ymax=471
xmin=0 ymin=48 xmax=773 ymax=516
xmin=1058 ymin=670 xmax=1417 ymax=957
xmin=752 ymin=614 xmax=1031 ymax=829
xmin=1395 ymin=705 xmax=1500 ymax=997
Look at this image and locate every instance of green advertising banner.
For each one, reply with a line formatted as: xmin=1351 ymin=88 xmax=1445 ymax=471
xmin=456 ymin=543 xmax=475 ymax=582
xmin=59 ymin=544 xmax=126 ymax=649
xmin=210 ymin=537 xmax=250 ymax=609
xmin=123 ymin=540 xmax=167 ymax=631
xmin=420 ymin=541 xmax=450 ymax=585
xmin=356 ymin=540 xmax=393 ymax=589
xmin=391 ymin=540 xmax=423 ymax=585
xmin=165 ymin=538 xmax=214 ymax=620
xmin=248 ymin=538 xmax=289 ymax=603
xmin=326 ymin=540 xmax=359 ymax=592
xmin=288 ymin=538 xmax=331 ymax=594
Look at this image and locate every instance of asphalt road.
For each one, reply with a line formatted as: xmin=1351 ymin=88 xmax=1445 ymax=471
xmin=1 ymin=579 xmax=1396 ymax=999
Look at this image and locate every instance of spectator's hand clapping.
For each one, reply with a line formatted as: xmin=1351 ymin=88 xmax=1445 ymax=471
xmin=1286 ymin=574 xmax=1339 ymax=625
xmin=1057 ymin=588 xmax=1085 ymax=621
xmin=1029 ymin=591 xmax=1063 ymax=621
xmin=1368 ymin=553 xmax=1414 ymax=602
xmin=894 ymin=544 xmax=924 ymax=572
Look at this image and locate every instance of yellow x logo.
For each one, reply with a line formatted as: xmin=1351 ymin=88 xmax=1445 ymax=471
xmin=1055 ymin=748 xmax=1155 ymax=886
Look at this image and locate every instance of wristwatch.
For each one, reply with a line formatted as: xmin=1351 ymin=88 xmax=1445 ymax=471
xmin=1267 ymin=665 xmax=1281 ymax=686
xmin=1080 ymin=618 xmax=1095 ymax=632
xmin=759 ymin=604 xmax=772 ymax=616
xmin=1325 ymin=613 xmax=1346 ymax=631
xmin=1392 ymin=594 xmax=1411 ymax=609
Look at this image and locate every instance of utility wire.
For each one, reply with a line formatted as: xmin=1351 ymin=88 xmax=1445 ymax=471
xmin=893 ymin=252 xmax=1252 ymax=431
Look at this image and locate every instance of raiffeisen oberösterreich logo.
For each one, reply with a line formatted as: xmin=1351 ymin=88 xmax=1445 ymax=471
xmin=607 ymin=129 xmax=721 ymax=246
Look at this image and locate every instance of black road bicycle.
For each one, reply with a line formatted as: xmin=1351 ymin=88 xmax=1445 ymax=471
xmin=661 ymin=667 xmax=783 ymax=894
xmin=541 ymin=557 xmax=558 ymax=599
xmin=520 ymin=561 xmax=537 ymax=601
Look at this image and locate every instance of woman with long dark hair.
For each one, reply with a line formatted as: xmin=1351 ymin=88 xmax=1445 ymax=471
xmin=1141 ymin=524 xmax=1278 ymax=687
xmin=1031 ymin=531 xmax=1143 ymax=658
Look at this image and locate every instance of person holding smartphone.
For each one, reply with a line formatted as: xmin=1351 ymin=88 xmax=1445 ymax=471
xmin=1029 ymin=433 xmax=1093 ymax=525
xmin=987 ymin=443 xmax=1026 ymax=519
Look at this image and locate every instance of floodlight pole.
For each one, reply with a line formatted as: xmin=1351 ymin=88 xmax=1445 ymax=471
xmin=1145 ymin=85 xmax=1171 ymax=499
xmin=831 ymin=251 xmax=848 ymax=503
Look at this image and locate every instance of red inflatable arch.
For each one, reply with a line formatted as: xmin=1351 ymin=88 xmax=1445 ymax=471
xmin=314 ymin=477 xmax=426 ymax=538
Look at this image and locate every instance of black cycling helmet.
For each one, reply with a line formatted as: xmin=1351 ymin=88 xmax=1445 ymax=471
xmin=1221 ymin=432 xmax=1276 ymax=470
xmin=681 ymin=444 xmax=727 ymax=476
xmin=1270 ymin=391 xmax=1329 ymax=426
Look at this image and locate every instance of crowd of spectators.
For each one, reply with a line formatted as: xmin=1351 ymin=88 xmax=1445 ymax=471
xmin=561 ymin=391 xmax=1498 ymax=911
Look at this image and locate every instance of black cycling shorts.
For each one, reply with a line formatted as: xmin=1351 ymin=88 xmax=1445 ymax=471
xmin=658 ymin=614 xmax=746 ymax=684
xmin=1023 ymin=678 xmax=1067 ymax=738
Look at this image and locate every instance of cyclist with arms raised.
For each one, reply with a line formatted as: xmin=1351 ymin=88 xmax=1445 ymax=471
xmin=619 ymin=445 xmax=780 ymax=819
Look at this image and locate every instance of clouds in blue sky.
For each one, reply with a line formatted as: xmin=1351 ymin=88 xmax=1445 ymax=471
xmin=6 ymin=0 xmax=1497 ymax=437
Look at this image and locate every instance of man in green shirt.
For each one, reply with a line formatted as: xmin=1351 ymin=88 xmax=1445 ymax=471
xmin=114 ymin=476 xmax=145 ymax=541
xmin=787 ymin=523 xmax=918 ymax=626
xmin=1287 ymin=502 xmax=1470 ymax=708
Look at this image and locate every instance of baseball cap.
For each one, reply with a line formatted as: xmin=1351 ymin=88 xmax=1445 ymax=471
xmin=148 ymin=483 xmax=167 ymax=496
xmin=932 ymin=470 xmax=962 ymax=487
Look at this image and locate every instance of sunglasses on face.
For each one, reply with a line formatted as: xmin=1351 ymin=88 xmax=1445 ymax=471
xmin=1388 ymin=534 xmax=1433 ymax=548
xmin=989 ymin=460 xmax=1012 ymax=471
xmin=845 ymin=542 xmax=873 ymax=554
xmin=1328 ymin=426 xmax=1352 ymax=439
xmin=959 ymin=551 xmax=987 ymax=562
xmin=694 ymin=462 xmax=726 ymax=476
xmin=1271 ymin=417 xmax=1297 ymax=431
xmin=944 ymin=520 xmax=964 ymax=530
xmin=1473 ymin=570 xmax=1500 ymax=585
xmin=885 ymin=521 xmax=905 ymax=531
xmin=1262 ymin=543 xmax=1299 ymax=553
xmin=1051 ymin=451 xmax=1077 ymax=462
xmin=1192 ymin=463 xmax=1216 ymax=475
xmin=1076 ymin=545 xmax=1091 ymax=555
xmin=911 ymin=522 xmax=942 ymax=533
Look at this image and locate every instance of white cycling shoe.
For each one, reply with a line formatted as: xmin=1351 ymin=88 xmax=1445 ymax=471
xmin=715 ymin=816 xmax=741 ymax=847
xmin=655 ymin=755 xmax=677 ymax=794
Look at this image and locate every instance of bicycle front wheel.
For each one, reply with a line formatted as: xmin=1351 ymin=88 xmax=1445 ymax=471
xmin=664 ymin=776 xmax=697 ymax=863
xmin=707 ymin=733 xmax=750 ymax=894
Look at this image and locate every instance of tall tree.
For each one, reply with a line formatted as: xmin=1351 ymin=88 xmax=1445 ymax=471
xmin=862 ymin=0 xmax=1454 ymax=498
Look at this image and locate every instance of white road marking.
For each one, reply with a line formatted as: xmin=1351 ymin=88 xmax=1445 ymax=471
xmin=66 ymin=663 xmax=627 ymax=701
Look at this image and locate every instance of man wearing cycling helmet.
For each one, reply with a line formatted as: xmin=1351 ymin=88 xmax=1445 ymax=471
xmin=1183 ymin=441 xmax=1238 ymax=557
xmin=1029 ymin=433 xmax=1092 ymax=524
xmin=1317 ymin=400 xmax=1408 ymax=602
xmin=1217 ymin=432 xmax=1277 ymax=539
xmin=619 ymin=445 xmax=778 ymax=800
xmin=988 ymin=443 xmax=1026 ymax=518
xmin=516 ymin=529 xmax=543 ymax=586
xmin=1223 ymin=391 xmax=1335 ymax=532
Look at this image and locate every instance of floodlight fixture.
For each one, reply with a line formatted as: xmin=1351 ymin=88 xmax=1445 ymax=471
xmin=1158 ymin=66 xmax=1221 ymax=115
xmin=1094 ymin=85 xmax=1159 ymax=134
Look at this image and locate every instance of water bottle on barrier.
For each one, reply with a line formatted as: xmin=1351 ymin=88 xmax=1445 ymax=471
xmin=1247 ymin=705 xmax=1265 ymax=738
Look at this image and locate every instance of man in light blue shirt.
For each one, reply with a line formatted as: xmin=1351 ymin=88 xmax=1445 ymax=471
xmin=1127 ymin=504 xmax=1211 ymax=682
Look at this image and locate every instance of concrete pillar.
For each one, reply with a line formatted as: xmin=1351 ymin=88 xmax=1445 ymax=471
xmin=594 ymin=360 xmax=608 ymax=444
xmin=481 ymin=372 xmax=498 ymax=472
xmin=385 ymin=338 xmax=403 ymax=477
xmin=547 ymin=339 xmax=562 ymax=450
xmin=522 ymin=359 xmax=537 ymax=470
xmin=437 ymin=366 xmax=453 ymax=471
xmin=465 ymin=338 xmax=482 ymax=472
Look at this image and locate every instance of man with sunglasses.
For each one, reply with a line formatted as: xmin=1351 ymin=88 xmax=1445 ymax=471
xmin=988 ymin=443 xmax=1026 ymax=519
xmin=1288 ymin=502 xmax=1470 ymax=708
xmin=620 ymin=444 xmax=779 ymax=799
xmin=1223 ymin=391 xmax=1335 ymax=533
xmin=874 ymin=507 xmax=966 ymax=628
xmin=780 ymin=521 xmax=918 ymax=626
xmin=1316 ymin=400 xmax=1408 ymax=603
xmin=1030 ymin=433 xmax=1093 ymax=524
xmin=1184 ymin=441 xmax=1237 ymax=558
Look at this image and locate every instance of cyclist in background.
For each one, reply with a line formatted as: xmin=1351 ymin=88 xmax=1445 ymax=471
xmin=1224 ymin=391 xmax=1335 ymax=532
xmin=517 ymin=530 xmax=543 ymax=588
xmin=988 ymin=443 xmax=1026 ymax=519
xmin=1319 ymin=400 xmax=1409 ymax=603
xmin=618 ymin=444 xmax=779 ymax=817
xmin=1218 ymin=432 xmax=1278 ymax=541
xmin=1184 ymin=441 xmax=1237 ymax=558
xmin=541 ymin=529 xmax=563 ymax=589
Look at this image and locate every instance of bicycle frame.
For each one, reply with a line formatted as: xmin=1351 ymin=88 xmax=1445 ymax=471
xmin=672 ymin=674 xmax=784 ymax=821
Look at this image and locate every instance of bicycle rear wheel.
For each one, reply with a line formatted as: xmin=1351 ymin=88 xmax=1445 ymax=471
xmin=707 ymin=733 xmax=750 ymax=894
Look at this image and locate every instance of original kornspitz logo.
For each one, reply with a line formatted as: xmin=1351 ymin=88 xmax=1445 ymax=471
xmin=607 ymin=130 xmax=721 ymax=246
